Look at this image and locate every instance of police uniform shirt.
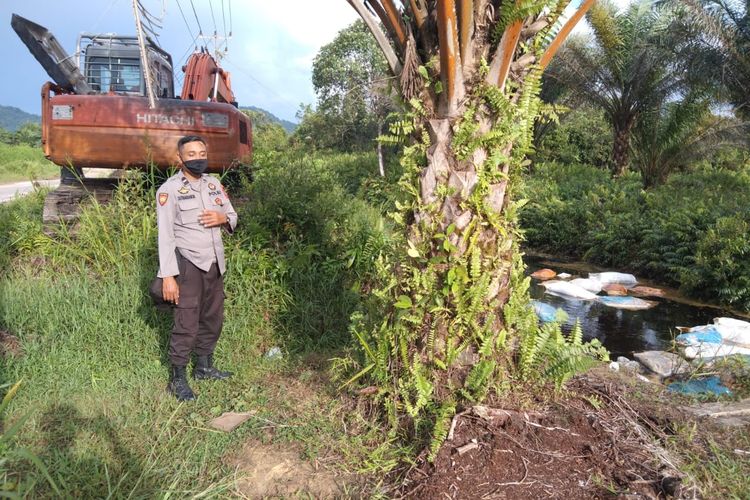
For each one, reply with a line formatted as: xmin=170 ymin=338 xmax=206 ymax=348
xmin=156 ymin=172 xmax=238 ymax=278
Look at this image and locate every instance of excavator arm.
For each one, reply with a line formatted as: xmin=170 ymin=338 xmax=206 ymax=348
xmin=180 ymin=50 xmax=235 ymax=104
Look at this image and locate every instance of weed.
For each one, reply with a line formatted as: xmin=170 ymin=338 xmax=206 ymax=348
xmin=669 ymin=428 xmax=750 ymax=499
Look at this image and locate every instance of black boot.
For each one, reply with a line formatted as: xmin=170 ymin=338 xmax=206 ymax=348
xmin=167 ymin=365 xmax=196 ymax=401
xmin=194 ymin=354 xmax=233 ymax=380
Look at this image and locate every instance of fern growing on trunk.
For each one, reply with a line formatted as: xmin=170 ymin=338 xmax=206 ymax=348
xmin=342 ymin=0 xmax=606 ymax=453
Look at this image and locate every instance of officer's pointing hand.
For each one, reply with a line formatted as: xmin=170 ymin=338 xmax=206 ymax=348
xmin=198 ymin=210 xmax=228 ymax=228
xmin=163 ymin=276 xmax=179 ymax=305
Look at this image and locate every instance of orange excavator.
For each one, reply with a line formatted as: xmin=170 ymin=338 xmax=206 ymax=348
xmin=11 ymin=14 xmax=252 ymax=224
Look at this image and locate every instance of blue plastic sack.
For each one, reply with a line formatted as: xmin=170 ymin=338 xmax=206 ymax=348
xmin=676 ymin=326 xmax=722 ymax=346
xmin=668 ymin=376 xmax=732 ymax=396
xmin=531 ymin=300 xmax=558 ymax=323
xmin=598 ymin=296 xmax=655 ymax=310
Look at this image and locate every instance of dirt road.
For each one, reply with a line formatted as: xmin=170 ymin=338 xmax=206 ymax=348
xmin=0 ymin=179 xmax=59 ymax=203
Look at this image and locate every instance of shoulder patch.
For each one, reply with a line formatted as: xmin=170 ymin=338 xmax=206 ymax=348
xmin=158 ymin=193 xmax=169 ymax=206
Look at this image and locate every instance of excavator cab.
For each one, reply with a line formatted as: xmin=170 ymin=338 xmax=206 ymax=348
xmin=78 ymin=34 xmax=174 ymax=98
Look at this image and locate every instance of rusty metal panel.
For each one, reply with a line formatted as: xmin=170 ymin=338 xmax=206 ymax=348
xmin=42 ymin=92 xmax=251 ymax=171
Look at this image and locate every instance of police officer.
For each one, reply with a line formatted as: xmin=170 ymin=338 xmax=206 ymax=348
xmin=156 ymin=135 xmax=238 ymax=401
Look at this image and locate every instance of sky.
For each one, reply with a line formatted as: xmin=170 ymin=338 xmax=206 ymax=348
xmin=2 ymin=0 xmax=358 ymax=122
xmin=1 ymin=1 xmax=631 ymax=124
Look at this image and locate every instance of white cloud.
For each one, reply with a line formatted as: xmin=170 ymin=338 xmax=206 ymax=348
xmin=231 ymin=1 xmax=359 ymax=49
xmin=196 ymin=1 xmax=360 ymax=120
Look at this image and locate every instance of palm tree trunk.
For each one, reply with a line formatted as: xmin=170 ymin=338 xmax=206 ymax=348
xmin=346 ymin=0 xmax=598 ymax=447
xmin=386 ymin=102 xmax=519 ymax=412
xmin=612 ymin=119 xmax=634 ymax=176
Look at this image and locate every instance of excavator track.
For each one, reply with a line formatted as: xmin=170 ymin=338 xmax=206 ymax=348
xmin=42 ymin=169 xmax=119 ymax=232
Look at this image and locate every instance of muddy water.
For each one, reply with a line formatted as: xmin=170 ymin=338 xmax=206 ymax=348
xmin=525 ymin=255 xmax=738 ymax=358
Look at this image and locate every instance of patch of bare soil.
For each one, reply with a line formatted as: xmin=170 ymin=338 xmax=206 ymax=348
xmin=227 ymin=440 xmax=345 ymax=498
xmin=400 ymin=373 xmax=697 ymax=499
xmin=0 ymin=329 xmax=22 ymax=357
xmin=225 ymin=357 xmax=362 ymax=498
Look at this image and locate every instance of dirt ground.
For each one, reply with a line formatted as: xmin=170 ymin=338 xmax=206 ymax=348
xmin=227 ymin=440 xmax=346 ymax=498
xmin=222 ymin=366 xmax=747 ymax=498
xmin=398 ymin=372 xmax=706 ymax=499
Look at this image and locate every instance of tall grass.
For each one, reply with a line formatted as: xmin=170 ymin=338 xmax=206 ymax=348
xmin=0 ymin=171 xmax=295 ymax=496
xmin=0 ymin=143 xmax=58 ymax=183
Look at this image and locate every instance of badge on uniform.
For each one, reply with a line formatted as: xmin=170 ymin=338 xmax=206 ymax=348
xmin=158 ymin=193 xmax=168 ymax=206
xmin=214 ymin=197 xmax=224 ymax=206
xmin=178 ymin=186 xmax=189 ymax=194
xmin=208 ymin=182 xmax=216 ymax=190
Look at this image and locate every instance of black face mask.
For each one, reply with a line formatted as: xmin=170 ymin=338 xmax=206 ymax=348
xmin=182 ymin=158 xmax=208 ymax=175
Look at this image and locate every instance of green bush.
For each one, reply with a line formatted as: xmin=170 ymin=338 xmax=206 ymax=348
xmin=0 ymin=189 xmax=45 ymax=273
xmin=246 ymin=149 xmax=392 ymax=350
xmin=683 ymin=215 xmax=750 ymax=310
xmin=533 ymin=107 xmax=612 ymax=169
xmin=521 ymin=163 xmax=641 ymax=259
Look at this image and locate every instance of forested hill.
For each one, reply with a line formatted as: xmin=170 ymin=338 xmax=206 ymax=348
xmin=0 ymin=105 xmax=40 ymax=131
xmin=241 ymin=106 xmax=297 ymax=133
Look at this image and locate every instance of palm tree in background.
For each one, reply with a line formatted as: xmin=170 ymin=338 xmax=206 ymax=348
xmin=546 ymin=0 xmax=689 ymax=176
xmin=670 ymin=0 xmax=750 ymax=119
xmin=631 ymin=93 xmax=745 ymax=188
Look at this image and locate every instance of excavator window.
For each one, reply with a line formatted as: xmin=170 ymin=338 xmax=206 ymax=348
xmin=87 ymin=57 xmax=142 ymax=94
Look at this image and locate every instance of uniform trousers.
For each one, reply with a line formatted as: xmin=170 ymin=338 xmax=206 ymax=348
xmin=169 ymin=258 xmax=224 ymax=366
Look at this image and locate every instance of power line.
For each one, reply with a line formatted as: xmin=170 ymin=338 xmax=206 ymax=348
xmin=220 ymin=0 xmax=229 ymax=53
xmin=175 ymin=0 xmax=197 ymax=45
xmin=228 ymin=0 xmax=233 ymax=36
xmin=138 ymin=1 xmax=164 ymax=26
xmin=176 ymin=34 xmax=200 ymax=69
xmin=74 ymin=0 xmax=122 ymax=66
xmin=223 ymin=55 xmax=301 ymax=109
xmin=135 ymin=0 xmax=163 ymax=44
xmin=91 ymin=0 xmax=122 ymax=34
xmin=174 ymin=33 xmax=201 ymax=89
xmin=189 ymin=0 xmax=204 ymax=36
xmin=208 ymin=0 xmax=218 ymax=35
xmin=221 ymin=0 xmax=227 ymax=38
